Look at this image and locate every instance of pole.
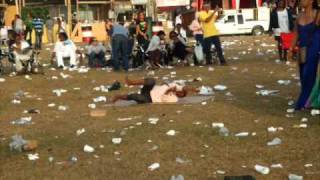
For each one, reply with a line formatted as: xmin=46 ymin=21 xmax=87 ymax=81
xmin=67 ymin=0 xmax=72 ymax=37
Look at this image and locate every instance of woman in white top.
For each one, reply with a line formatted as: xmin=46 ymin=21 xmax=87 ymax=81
xmin=53 ymin=32 xmax=77 ymax=69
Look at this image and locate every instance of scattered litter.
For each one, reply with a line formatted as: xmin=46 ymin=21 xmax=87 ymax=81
xmin=288 ymin=174 xmax=303 ymax=180
xmin=212 ymin=123 xmax=224 ymax=128
xmin=256 ymin=90 xmax=279 ymax=96
xmin=176 ymin=157 xmax=191 ymax=164
xmin=58 ymin=105 xmax=68 ymax=111
xmin=198 ymin=86 xmax=214 ymax=95
xmin=52 ymin=89 xmax=67 ymax=96
xmin=271 ymin=164 xmax=283 ymax=168
xmin=11 ymin=99 xmax=21 ymax=104
xmin=148 ymin=117 xmax=159 ymax=124
xmin=166 ymin=130 xmax=176 ymax=136
xmin=311 ymin=109 xmax=320 ymax=116
xmin=267 ymin=137 xmax=282 ymax=146
xmin=267 ymin=126 xmax=283 ymax=133
xmin=293 ymin=124 xmax=308 ymax=128
xmin=0 ymin=78 xmax=5 ymax=82
xmin=254 ymin=164 xmax=270 ymax=175
xmin=256 ymin=85 xmax=264 ymax=89
xmin=11 ymin=117 xmax=32 ymax=125
xmin=112 ymin=138 xmax=122 ymax=144
xmin=148 ymin=163 xmax=160 ymax=171
xmin=83 ymin=145 xmax=95 ymax=153
xmin=88 ymin=103 xmax=96 ymax=109
xmin=48 ymin=156 xmax=54 ymax=163
xmin=93 ymin=96 xmax=107 ymax=103
xmin=235 ymin=132 xmax=249 ymax=137
xmin=24 ymin=75 xmax=32 ymax=80
xmin=27 ymin=153 xmax=39 ymax=161
xmin=76 ymin=128 xmax=86 ymax=136
xmin=287 ymin=108 xmax=295 ymax=113
xmin=219 ymin=127 xmax=229 ymax=137
xmin=277 ymin=80 xmax=291 ymax=85
xmin=301 ymin=118 xmax=308 ymax=122
xmin=214 ymin=85 xmax=227 ymax=91
xmin=170 ymin=175 xmax=184 ymax=180
xmin=208 ymin=67 xmax=214 ymax=71
xmin=117 ymin=116 xmax=141 ymax=121
xmin=215 ymin=170 xmax=226 ymax=175
xmin=305 ymin=164 xmax=313 ymax=167
xmin=9 ymin=135 xmax=37 ymax=152
xmin=48 ymin=103 xmax=56 ymax=107
xmin=288 ymin=100 xmax=295 ymax=106
xmin=24 ymin=109 xmax=40 ymax=114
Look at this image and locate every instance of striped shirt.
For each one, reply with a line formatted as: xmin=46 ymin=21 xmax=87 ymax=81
xmin=32 ymin=18 xmax=44 ymax=32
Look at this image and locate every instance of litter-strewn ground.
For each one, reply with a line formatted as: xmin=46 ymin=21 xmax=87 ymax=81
xmin=0 ymin=35 xmax=319 ymax=180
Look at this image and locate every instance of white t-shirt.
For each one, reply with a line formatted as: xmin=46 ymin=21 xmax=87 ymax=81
xmin=150 ymin=83 xmax=183 ymax=103
xmin=146 ymin=35 xmax=161 ymax=53
xmin=12 ymin=41 xmax=30 ymax=50
xmin=54 ymin=40 xmax=76 ymax=53
xmin=274 ymin=10 xmax=290 ymax=36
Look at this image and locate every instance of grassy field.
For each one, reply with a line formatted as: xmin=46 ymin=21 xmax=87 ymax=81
xmin=0 ymin=35 xmax=319 ymax=180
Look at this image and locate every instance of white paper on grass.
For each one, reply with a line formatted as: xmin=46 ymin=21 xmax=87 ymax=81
xmin=254 ymin=164 xmax=270 ymax=175
xmin=112 ymin=138 xmax=122 ymax=144
xmin=214 ymin=85 xmax=227 ymax=91
xmin=148 ymin=163 xmax=160 ymax=171
xmin=83 ymin=145 xmax=95 ymax=153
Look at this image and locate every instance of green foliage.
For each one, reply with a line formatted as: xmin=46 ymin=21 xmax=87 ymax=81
xmin=21 ymin=7 xmax=49 ymax=21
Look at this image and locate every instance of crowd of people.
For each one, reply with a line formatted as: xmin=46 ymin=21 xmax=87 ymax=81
xmin=1 ymin=0 xmax=320 ymax=109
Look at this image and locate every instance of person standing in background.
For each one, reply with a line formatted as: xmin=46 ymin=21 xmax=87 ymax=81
xmin=199 ymin=3 xmax=227 ymax=65
xmin=136 ymin=12 xmax=149 ymax=51
xmin=189 ymin=13 xmax=203 ymax=45
xmin=24 ymin=14 xmax=33 ymax=45
xmin=13 ymin=15 xmax=24 ymax=34
xmin=32 ymin=17 xmax=44 ymax=50
xmin=269 ymin=0 xmax=294 ymax=61
xmin=46 ymin=16 xmax=54 ymax=44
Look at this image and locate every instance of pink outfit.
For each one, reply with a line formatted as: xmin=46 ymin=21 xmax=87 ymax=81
xmin=189 ymin=20 xmax=203 ymax=36
xmin=150 ymin=83 xmax=183 ymax=103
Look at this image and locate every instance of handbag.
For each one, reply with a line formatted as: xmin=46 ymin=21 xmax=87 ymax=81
xmin=194 ymin=43 xmax=204 ymax=62
xmin=298 ymin=47 xmax=307 ymax=64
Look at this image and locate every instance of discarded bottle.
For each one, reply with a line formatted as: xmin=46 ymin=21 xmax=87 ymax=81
xmin=219 ymin=127 xmax=229 ymax=137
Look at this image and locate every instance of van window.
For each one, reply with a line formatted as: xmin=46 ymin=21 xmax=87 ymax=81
xmin=237 ymin=15 xmax=244 ymax=24
xmin=225 ymin=15 xmax=235 ymax=23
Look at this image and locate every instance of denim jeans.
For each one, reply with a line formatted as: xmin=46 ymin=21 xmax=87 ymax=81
xmin=88 ymin=51 xmax=106 ymax=67
xmin=203 ymin=35 xmax=226 ymax=64
xmin=112 ymin=34 xmax=129 ymax=71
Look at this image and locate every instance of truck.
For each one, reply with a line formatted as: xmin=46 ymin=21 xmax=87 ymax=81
xmin=215 ymin=8 xmax=270 ymax=36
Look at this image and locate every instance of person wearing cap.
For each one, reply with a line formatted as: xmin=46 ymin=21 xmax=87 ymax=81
xmin=87 ymin=38 xmax=107 ymax=68
xmin=199 ymin=3 xmax=227 ymax=65
xmin=146 ymin=30 xmax=166 ymax=68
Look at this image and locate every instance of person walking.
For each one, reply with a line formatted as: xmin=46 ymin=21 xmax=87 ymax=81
xmin=269 ymin=0 xmax=295 ymax=61
xmin=46 ymin=16 xmax=54 ymax=44
xmin=32 ymin=17 xmax=44 ymax=50
xmin=199 ymin=3 xmax=227 ymax=65
xmin=111 ymin=17 xmax=129 ymax=71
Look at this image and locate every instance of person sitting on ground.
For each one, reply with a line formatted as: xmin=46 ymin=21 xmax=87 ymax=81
xmin=11 ymin=35 xmax=33 ymax=73
xmin=52 ymin=32 xmax=77 ymax=69
xmin=169 ymin=31 xmax=193 ymax=66
xmin=146 ymin=30 xmax=166 ymax=68
xmin=87 ymin=38 xmax=107 ymax=68
xmin=112 ymin=77 xmax=199 ymax=104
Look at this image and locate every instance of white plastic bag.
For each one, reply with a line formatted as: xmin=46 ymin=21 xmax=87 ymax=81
xmin=194 ymin=44 xmax=204 ymax=62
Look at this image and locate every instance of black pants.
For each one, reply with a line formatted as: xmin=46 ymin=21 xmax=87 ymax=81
xmin=127 ymin=78 xmax=155 ymax=104
xmin=35 ymin=31 xmax=43 ymax=50
xmin=275 ymin=36 xmax=288 ymax=61
xmin=203 ymin=35 xmax=226 ymax=64
xmin=88 ymin=51 xmax=106 ymax=67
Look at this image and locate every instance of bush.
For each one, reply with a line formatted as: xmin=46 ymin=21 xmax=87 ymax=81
xmin=21 ymin=7 xmax=49 ymax=21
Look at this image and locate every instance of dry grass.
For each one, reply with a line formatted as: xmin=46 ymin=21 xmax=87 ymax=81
xmin=0 ymin=35 xmax=319 ymax=180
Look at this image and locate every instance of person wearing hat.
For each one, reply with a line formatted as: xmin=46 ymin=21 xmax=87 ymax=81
xmin=87 ymin=38 xmax=107 ymax=68
xmin=198 ymin=3 xmax=227 ymax=65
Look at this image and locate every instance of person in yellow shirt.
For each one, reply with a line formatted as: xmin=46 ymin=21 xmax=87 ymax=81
xmin=199 ymin=3 xmax=227 ymax=65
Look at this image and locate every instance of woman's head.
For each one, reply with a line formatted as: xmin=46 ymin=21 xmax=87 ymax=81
xmin=58 ymin=32 xmax=68 ymax=41
xmin=138 ymin=12 xmax=145 ymax=21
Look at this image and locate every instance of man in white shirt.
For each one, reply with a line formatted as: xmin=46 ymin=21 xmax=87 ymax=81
xmin=12 ymin=35 xmax=32 ymax=73
xmin=112 ymin=77 xmax=199 ymax=104
xmin=53 ymin=32 xmax=77 ymax=69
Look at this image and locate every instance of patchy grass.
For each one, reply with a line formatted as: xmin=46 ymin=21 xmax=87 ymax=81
xmin=0 ymin=35 xmax=319 ymax=180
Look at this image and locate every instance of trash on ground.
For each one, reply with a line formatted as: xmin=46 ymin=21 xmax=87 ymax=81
xmin=90 ymin=109 xmax=106 ymax=117
xmin=83 ymin=145 xmax=95 ymax=153
xmin=219 ymin=127 xmax=229 ymax=137
xmin=93 ymin=96 xmax=107 ymax=103
xmin=170 ymin=174 xmax=184 ymax=180
xmin=88 ymin=104 xmax=96 ymax=109
xmin=277 ymin=80 xmax=291 ymax=85
xmin=267 ymin=137 xmax=282 ymax=146
xmin=148 ymin=117 xmax=159 ymax=124
xmin=24 ymin=109 xmax=40 ymax=114
xmin=0 ymin=78 xmax=5 ymax=82
xmin=212 ymin=123 xmax=224 ymax=128
xmin=58 ymin=105 xmax=68 ymax=111
xmin=254 ymin=164 xmax=270 ymax=175
xmin=235 ymin=132 xmax=249 ymax=137
xmin=166 ymin=130 xmax=176 ymax=136
xmin=198 ymin=86 xmax=214 ymax=95
xmin=256 ymin=90 xmax=279 ymax=96
xmin=175 ymin=157 xmax=191 ymax=164
xmin=214 ymin=85 xmax=228 ymax=91
xmin=27 ymin=153 xmax=39 ymax=161
xmin=11 ymin=117 xmax=33 ymax=125
xmin=112 ymin=138 xmax=122 ymax=144
xmin=148 ymin=163 xmax=160 ymax=171
xmin=76 ymin=128 xmax=86 ymax=136
xmin=288 ymin=174 xmax=303 ymax=180
xmin=271 ymin=164 xmax=283 ymax=168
